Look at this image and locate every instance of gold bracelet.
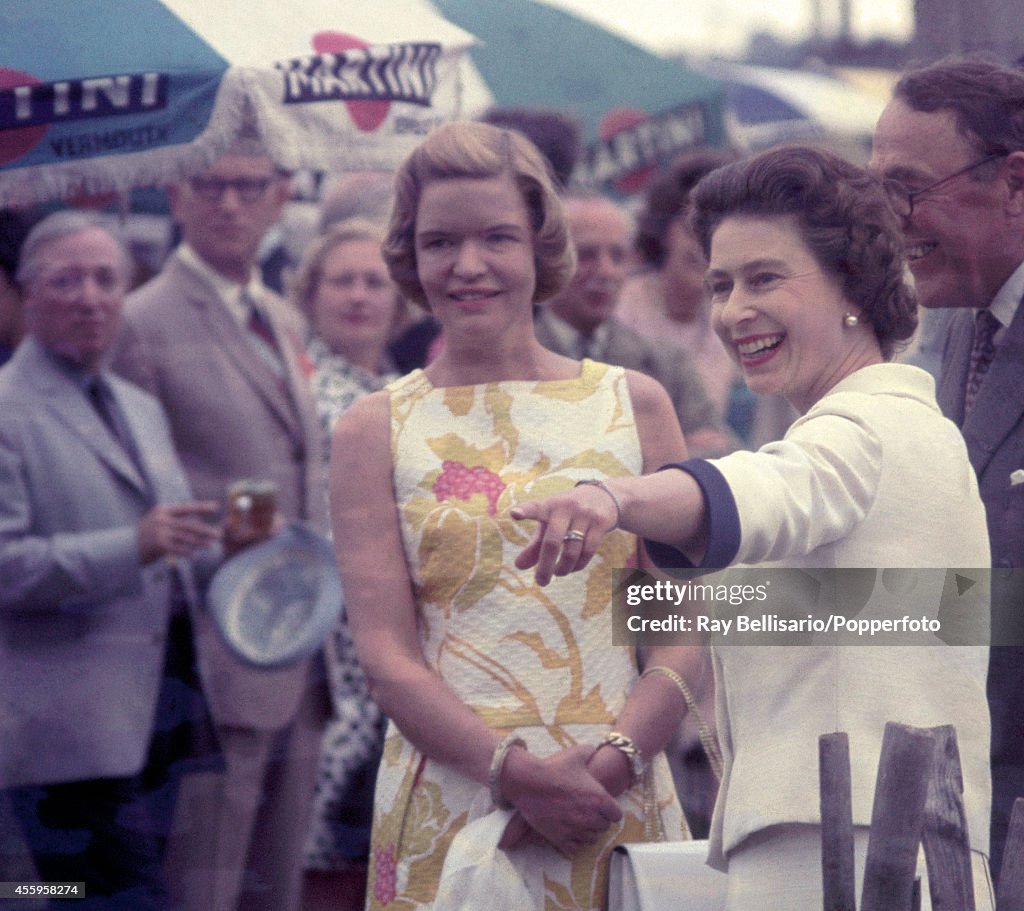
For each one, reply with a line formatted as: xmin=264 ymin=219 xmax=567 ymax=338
xmin=600 ymin=730 xmax=644 ymax=787
xmin=641 ymin=665 xmax=724 ymax=781
xmin=488 ymin=734 xmax=526 ymax=809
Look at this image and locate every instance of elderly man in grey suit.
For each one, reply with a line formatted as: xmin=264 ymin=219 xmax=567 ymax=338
xmin=872 ymin=57 xmax=1024 ymax=879
xmin=535 ymin=192 xmax=736 ymax=458
xmin=111 ymin=142 xmax=329 ymax=911
xmin=0 ymin=211 xmax=222 ymax=908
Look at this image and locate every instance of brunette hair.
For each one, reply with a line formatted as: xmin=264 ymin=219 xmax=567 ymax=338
xmin=635 ymin=149 xmax=738 ymax=268
xmin=478 ymin=106 xmax=583 ymax=189
xmin=382 ymin=121 xmax=575 ymax=309
xmin=893 ymin=57 xmax=1024 ymax=158
xmin=690 ymin=145 xmax=917 ymax=359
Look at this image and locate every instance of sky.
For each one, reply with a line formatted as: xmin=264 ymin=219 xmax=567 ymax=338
xmin=536 ymin=0 xmax=915 ymax=58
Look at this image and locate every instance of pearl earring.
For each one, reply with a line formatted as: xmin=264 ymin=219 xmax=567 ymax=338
xmin=843 ymin=312 xmax=859 ymax=328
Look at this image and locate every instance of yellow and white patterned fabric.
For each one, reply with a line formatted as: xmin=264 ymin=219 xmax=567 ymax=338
xmin=367 ymin=359 xmax=687 ymax=911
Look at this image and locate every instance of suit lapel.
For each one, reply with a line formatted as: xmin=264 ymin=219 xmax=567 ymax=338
xmin=937 ymin=308 xmax=972 ymax=424
xmin=961 ymin=299 xmax=1024 ymax=478
xmin=111 ymin=380 xmax=180 ymax=504
xmin=256 ymin=290 xmax=312 ymax=411
xmin=262 ymin=298 xmax=321 ymax=446
xmin=171 ymin=258 xmax=305 ymax=446
xmin=18 ymin=341 xmax=150 ymax=496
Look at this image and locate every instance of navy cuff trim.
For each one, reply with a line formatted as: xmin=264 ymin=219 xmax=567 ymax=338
xmin=643 ymin=460 xmax=741 ymax=573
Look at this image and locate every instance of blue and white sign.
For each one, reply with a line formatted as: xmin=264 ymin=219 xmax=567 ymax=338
xmin=0 ymin=0 xmax=481 ymax=205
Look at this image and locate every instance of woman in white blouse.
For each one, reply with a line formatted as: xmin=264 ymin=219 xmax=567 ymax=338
xmin=514 ymin=146 xmax=993 ymax=910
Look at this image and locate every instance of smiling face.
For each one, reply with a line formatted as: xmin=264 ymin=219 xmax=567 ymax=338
xmin=549 ymin=196 xmax=631 ymax=333
xmin=870 ymin=98 xmax=1020 ymax=311
xmin=414 ymin=173 xmax=536 ymax=336
xmin=312 ymin=237 xmax=398 ymax=370
xmin=23 ymin=227 xmax=128 ymax=370
xmin=707 ymin=215 xmax=882 ymax=413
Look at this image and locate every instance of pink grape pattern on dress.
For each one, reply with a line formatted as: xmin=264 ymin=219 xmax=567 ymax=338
xmin=373 ymin=843 xmax=397 ymax=905
xmin=433 ymin=460 xmax=506 ymax=517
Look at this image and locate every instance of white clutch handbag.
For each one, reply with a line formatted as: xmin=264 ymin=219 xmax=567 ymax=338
xmin=607 ymin=840 xmax=727 ymax=911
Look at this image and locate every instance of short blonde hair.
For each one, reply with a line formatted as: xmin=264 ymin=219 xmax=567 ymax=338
xmin=382 ymin=121 xmax=576 ymax=309
xmin=290 ymin=218 xmax=399 ymax=325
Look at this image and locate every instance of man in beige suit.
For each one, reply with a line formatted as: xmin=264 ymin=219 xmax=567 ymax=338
xmin=112 ymin=143 xmax=329 ymax=911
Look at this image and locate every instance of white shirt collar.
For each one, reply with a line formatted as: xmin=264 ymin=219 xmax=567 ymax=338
xmin=176 ymin=243 xmax=267 ymax=328
xmin=986 ymin=257 xmax=1024 ymax=337
xmin=541 ymin=309 xmax=610 ymax=360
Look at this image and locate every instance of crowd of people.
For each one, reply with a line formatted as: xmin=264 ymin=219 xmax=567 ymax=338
xmin=0 ymin=52 xmax=1021 ymax=911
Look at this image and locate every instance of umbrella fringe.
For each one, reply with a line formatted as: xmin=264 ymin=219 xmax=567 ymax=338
xmin=238 ymin=48 xmax=473 ymax=175
xmin=0 ymin=42 xmax=477 ymax=207
xmin=0 ymin=73 xmax=257 ymax=208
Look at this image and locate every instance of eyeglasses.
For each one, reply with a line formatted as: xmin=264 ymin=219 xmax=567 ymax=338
xmin=882 ymin=153 xmax=1007 ymax=218
xmin=187 ymin=175 xmax=275 ymax=203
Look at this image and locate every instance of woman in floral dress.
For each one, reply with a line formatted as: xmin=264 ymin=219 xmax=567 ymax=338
xmin=329 ymin=122 xmax=699 ymax=911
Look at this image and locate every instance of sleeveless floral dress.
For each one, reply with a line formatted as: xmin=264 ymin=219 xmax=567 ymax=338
xmin=367 ymin=360 xmax=687 ymax=911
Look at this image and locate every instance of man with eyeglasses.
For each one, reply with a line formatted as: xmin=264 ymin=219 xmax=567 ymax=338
xmin=111 ymin=141 xmax=329 ymax=911
xmin=871 ymin=57 xmax=1024 ymax=880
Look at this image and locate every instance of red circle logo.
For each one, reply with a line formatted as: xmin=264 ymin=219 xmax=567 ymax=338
xmin=598 ymin=107 xmax=658 ymax=196
xmin=0 ymin=68 xmax=47 ymax=165
xmin=312 ymin=32 xmax=391 ymax=133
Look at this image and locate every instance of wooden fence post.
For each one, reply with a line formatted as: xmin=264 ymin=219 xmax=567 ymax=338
xmin=997 ymin=797 xmax=1024 ymax=910
xmin=821 ymin=732 xmax=857 ymax=911
xmin=921 ymin=724 xmax=975 ymax=910
xmin=861 ymin=723 xmax=934 ymax=911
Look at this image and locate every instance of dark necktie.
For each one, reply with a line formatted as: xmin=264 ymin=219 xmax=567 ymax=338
xmin=88 ymin=375 xmax=147 ymax=481
xmin=247 ymin=302 xmax=278 ymax=352
xmin=243 ymin=294 xmax=287 ymax=379
xmin=964 ymin=308 xmax=999 ymax=416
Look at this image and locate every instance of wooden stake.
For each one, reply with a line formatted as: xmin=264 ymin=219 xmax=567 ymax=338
xmin=997 ymin=797 xmax=1024 ymax=910
xmin=861 ymin=723 xmax=934 ymax=911
xmin=921 ymin=725 xmax=975 ymax=910
xmin=821 ymin=732 xmax=857 ymax=911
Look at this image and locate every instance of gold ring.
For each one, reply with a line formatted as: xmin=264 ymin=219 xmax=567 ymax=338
xmin=562 ymin=530 xmax=586 ymax=544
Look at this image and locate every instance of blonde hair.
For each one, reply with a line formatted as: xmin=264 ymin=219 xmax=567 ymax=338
xmin=382 ymin=121 xmax=576 ymax=309
xmin=290 ymin=218 xmax=401 ymax=326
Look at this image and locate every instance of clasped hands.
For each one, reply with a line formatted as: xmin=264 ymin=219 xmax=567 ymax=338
xmin=495 ymin=741 xmax=631 ymax=857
